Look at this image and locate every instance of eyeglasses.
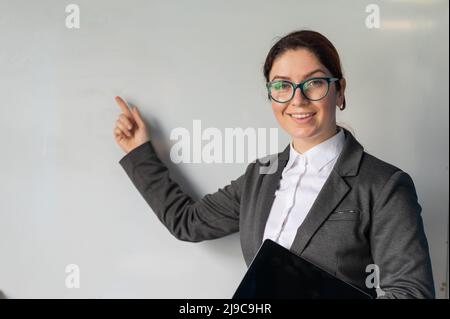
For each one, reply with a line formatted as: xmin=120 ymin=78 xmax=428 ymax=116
xmin=266 ymin=77 xmax=340 ymax=103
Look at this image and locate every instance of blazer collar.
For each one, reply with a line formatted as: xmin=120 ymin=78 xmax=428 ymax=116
xmin=255 ymin=126 xmax=365 ymax=257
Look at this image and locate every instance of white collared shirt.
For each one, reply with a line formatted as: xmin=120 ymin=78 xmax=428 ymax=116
xmin=262 ymin=128 xmax=346 ymax=250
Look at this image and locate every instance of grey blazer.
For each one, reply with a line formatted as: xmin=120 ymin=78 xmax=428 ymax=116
xmin=119 ymin=127 xmax=435 ymax=299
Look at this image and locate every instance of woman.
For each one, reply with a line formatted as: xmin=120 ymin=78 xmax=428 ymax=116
xmin=113 ymin=30 xmax=434 ymax=298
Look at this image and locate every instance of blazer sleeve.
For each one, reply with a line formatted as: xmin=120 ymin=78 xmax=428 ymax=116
xmin=119 ymin=141 xmax=248 ymax=242
xmin=370 ymin=170 xmax=435 ymax=299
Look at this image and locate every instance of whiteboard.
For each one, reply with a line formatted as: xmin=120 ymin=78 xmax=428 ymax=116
xmin=0 ymin=0 xmax=448 ymax=298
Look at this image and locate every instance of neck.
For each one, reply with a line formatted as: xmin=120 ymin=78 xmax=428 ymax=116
xmin=293 ymin=125 xmax=339 ymax=154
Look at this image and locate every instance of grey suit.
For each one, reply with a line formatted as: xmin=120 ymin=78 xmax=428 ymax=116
xmin=119 ymin=126 xmax=435 ymax=298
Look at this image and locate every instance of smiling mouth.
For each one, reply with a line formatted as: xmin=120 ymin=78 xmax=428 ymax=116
xmin=288 ymin=112 xmax=316 ymax=119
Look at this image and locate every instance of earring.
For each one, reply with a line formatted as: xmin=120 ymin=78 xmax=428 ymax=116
xmin=337 ymin=104 xmax=344 ymax=110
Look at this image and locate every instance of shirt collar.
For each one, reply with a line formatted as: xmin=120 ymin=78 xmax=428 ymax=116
xmin=285 ymin=127 xmax=346 ymax=173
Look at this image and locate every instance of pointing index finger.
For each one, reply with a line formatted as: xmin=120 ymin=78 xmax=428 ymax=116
xmin=115 ymin=96 xmax=133 ymax=118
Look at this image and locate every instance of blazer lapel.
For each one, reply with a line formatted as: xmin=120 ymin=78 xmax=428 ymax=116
xmin=289 ymin=127 xmax=365 ymax=256
xmin=254 ymin=143 xmax=290 ymax=250
xmin=289 ymin=171 xmax=350 ymax=256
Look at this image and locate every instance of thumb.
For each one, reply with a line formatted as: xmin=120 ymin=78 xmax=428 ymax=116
xmin=131 ymin=106 xmax=145 ymax=128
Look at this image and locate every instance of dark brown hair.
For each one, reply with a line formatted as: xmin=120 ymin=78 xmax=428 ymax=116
xmin=263 ymin=30 xmax=346 ymax=109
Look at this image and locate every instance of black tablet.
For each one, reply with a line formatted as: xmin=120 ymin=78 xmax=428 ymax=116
xmin=232 ymin=239 xmax=373 ymax=299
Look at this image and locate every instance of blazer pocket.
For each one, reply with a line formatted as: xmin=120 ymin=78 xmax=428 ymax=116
xmin=327 ymin=209 xmax=360 ymax=221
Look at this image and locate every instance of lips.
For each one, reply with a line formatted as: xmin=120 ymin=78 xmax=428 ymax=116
xmin=289 ymin=112 xmax=316 ymax=119
xmin=287 ymin=112 xmax=316 ymax=123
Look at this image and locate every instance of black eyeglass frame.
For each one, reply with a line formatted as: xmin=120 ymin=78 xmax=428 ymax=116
xmin=266 ymin=76 xmax=340 ymax=103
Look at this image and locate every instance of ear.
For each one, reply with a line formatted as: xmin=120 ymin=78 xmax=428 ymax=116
xmin=336 ymin=78 xmax=346 ymax=106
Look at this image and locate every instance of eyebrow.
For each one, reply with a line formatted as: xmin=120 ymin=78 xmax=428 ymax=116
xmin=270 ymin=68 xmax=328 ymax=82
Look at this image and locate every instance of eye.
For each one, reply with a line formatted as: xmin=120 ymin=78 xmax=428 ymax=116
xmin=305 ymin=79 xmax=325 ymax=89
xmin=272 ymin=81 xmax=291 ymax=91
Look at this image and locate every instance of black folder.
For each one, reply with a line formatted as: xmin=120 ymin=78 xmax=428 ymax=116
xmin=232 ymin=239 xmax=374 ymax=299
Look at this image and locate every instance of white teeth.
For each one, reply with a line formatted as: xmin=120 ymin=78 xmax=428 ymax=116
xmin=291 ymin=113 xmax=315 ymax=119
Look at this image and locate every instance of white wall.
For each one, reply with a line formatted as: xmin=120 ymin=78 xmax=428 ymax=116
xmin=0 ymin=0 xmax=448 ymax=298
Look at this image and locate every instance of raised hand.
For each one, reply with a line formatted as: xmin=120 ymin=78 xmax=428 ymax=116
xmin=113 ymin=96 xmax=150 ymax=154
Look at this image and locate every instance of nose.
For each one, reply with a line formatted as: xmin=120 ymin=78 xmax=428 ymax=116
xmin=291 ymin=86 xmax=308 ymax=106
